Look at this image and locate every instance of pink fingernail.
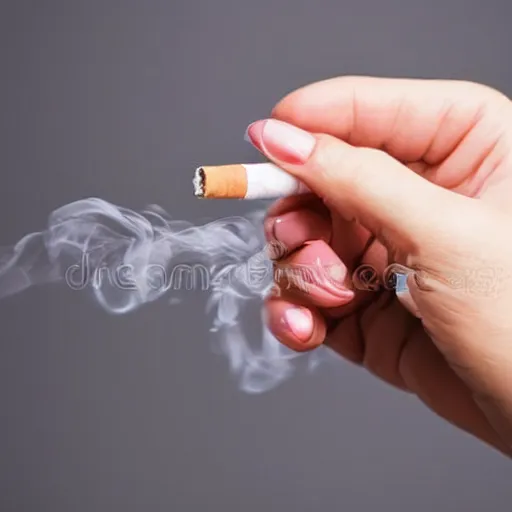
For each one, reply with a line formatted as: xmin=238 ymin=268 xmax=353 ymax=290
xmin=272 ymin=210 xmax=328 ymax=249
xmin=273 ymin=216 xmax=298 ymax=249
xmin=247 ymin=119 xmax=316 ymax=165
xmin=283 ymin=307 xmax=313 ymax=342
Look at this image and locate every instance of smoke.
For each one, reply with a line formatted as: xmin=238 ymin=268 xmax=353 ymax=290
xmin=0 ymin=197 xmax=327 ymax=393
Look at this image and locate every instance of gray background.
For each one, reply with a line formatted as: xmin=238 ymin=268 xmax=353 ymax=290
xmin=0 ymin=0 xmax=511 ymax=510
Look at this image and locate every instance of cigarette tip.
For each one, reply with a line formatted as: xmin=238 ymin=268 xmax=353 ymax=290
xmin=193 ymin=167 xmax=205 ymax=198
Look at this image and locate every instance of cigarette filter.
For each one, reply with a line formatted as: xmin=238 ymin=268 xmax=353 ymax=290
xmin=193 ymin=163 xmax=310 ymax=199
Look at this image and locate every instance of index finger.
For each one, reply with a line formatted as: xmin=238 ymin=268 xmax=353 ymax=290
xmin=271 ymin=76 xmax=508 ymax=165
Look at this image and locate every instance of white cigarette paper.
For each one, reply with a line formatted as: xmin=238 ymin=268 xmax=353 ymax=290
xmin=193 ymin=163 xmax=310 ymax=199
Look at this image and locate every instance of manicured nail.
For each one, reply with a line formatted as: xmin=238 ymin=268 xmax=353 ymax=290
xmin=273 ymin=216 xmax=297 ymax=249
xmin=245 ymin=122 xmax=262 ymax=150
xmin=283 ymin=307 xmax=313 ymax=342
xmin=246 ymin=119 xmax=316 ymax=165
xmin=243 ymin=124 xmax=255 ymax=143
xmin=271 ymin=210 xmax=330 ymax=251
xmin=264 ymin=209 xmax=332 ymax=262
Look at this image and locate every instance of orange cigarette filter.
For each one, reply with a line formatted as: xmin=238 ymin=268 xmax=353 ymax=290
xmin=194 ymin=165 xmax=248 ymax=199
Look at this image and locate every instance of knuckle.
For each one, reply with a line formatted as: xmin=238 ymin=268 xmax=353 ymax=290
xmin=358 ymin=147 xmax=391 ymax=166
xmin=306 ymin=136 xmax=401 ymax=199
xmin=347 ymin=147 xmax=391 ymax=185
xmin=309 ymin=141 xmax=394 ymax=190
xmin=309 ymin=135 xmax=347 ymax=180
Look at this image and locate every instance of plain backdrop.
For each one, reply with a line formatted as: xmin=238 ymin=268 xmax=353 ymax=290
xmin=0 ymin=0 xmax=511 ymax=511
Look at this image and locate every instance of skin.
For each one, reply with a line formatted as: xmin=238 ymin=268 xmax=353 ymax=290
xmin=245 ymin=77 xmax=512 ymax=457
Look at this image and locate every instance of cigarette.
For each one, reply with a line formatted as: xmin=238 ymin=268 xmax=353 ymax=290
xmin=193 ymin=163 xmax=310 ymax=199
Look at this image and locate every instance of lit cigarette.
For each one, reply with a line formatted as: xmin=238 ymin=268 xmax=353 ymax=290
xmin=193 ymin=163 xmax=310 ymax=199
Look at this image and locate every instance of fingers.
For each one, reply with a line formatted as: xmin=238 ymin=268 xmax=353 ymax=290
xmin=265 ymin=298 xmax=326 ymax=352
xmin=248 ymin=118 xmax=477 ymax=254
xmin=271 ymin=76 xmax=510 ymax=165
xmin=274 ymin=240 xmax=354 ymax=308
xmin=265 ymin=195 xmax=372 ymax=271
xmin=265 ymin=235 xmax=354 ymax=351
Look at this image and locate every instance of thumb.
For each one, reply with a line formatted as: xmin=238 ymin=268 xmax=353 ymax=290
xmin=247 ymin=118 xmax=475 ymax=250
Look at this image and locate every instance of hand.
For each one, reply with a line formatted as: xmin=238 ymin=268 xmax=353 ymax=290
xmin=245 ymin=76 xmax=512 ymax=457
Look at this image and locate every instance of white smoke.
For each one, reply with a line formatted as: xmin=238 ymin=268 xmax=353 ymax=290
xmin=0 ymin=197 xmax=327 ymax=393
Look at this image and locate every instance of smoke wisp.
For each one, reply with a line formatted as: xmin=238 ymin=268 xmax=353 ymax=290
xmin=0 ymin=197 xmax=327 ymax=393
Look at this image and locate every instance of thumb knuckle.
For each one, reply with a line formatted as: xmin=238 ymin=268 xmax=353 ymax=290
xmin=308 ymin=135 xmax=349 ymax=181
xmin=346 ymin=147 xmax=394 ymax=187
xmin=309 ymin=139 xmax=395 ymax=191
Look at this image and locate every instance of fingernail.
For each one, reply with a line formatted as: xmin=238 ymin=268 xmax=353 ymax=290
xmin=243 ymin=124 xmax=254 ymax=143
xmin=246 ymin=122 xmax=264 ymax=151
xmin=274 ymin=216 xmax=297 ymax=248
xmin=246 ymin=119 xmax=316 ymax=165
xmin=264 ymin=210 xmax=332 ymax=261
xmin=263 ymin=215 xmax=292 ymax=260
xmin=283 ymin=307 xmax=313 ymax=342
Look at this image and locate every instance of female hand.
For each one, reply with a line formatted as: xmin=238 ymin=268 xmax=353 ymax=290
xmin=245 ymin=76 xmax=512 ymax=457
